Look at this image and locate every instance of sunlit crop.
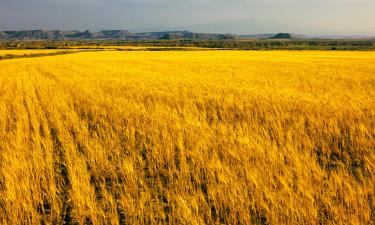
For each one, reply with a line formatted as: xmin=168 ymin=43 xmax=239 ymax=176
xmin=0 ymin=49 xmax=69 ymax=56
xmin=0 ymin=50 xmax=374 ymax=225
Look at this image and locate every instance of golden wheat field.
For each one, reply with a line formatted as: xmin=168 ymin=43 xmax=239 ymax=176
xmin=0 ymin=50 xmax=374 ymax=225
xmin=0 ymin=49 xmax=72 ymax=57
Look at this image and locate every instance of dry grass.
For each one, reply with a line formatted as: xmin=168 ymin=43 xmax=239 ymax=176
xmin=0 ymin=51 xmax=374 ymax=225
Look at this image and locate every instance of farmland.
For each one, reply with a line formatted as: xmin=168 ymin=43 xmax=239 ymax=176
xmin=1 ymin=39 xmax=375 ymax=51
xmin=0 ymin=50 xmax=374 ymax=224
xmin=0 ymin=49 xmax=82 ymax=60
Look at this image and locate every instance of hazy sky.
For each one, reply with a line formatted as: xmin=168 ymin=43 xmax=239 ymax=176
xmin=1 ymin=0 xmax=374 ymax=35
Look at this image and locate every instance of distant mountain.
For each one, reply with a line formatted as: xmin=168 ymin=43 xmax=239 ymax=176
xmin=239 ymin=33 xmax=275 ymax=39
xmin=306 ymin=34 xmax=375 ymax=39
xmin=130 ymin=19 xmax=299 ymax=35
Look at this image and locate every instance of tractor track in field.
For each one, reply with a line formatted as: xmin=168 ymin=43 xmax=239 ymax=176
xmin=0 ymin=50 xmax=102 ymax=61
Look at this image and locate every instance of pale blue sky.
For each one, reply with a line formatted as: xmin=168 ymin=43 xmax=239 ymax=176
xmin=1 ymin=0 xmax=374 ymax=35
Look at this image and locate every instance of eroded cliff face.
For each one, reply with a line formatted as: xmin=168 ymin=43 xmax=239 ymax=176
xmin=0 ymin=29 xmax=129 ymax=39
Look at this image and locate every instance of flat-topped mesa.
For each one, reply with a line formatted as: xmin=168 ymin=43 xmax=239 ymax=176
xmin=271 ymin=33 xmax=292 ymax=39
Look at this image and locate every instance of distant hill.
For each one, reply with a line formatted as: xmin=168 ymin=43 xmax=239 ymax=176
xmin=0 ymin=30 xmax=132 ymax=39
xmin=271 ymin=33 xmax=292 ymax=39
xmin=307 ymin=34 xmax=375 ymax=39
xmin=1 ymin=30 xmax=82 ymax=39
xmin=130 ymin=19 xmax=299 ymax=35
xmin=0 ymin=29 xmax=236 ymax=40
xmin=1 ymin=29 xmax=372 ymax=41
xmin=99 ymin=30 xmax=132 ymax=38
